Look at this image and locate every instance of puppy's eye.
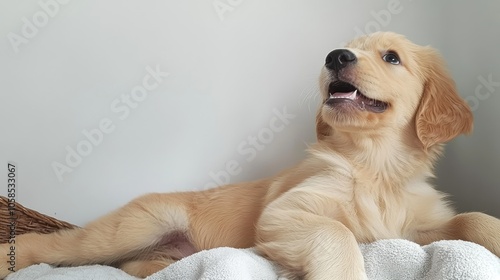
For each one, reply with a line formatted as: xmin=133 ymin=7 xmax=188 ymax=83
xmin=382 ymin=52 xmax=400 ymax=65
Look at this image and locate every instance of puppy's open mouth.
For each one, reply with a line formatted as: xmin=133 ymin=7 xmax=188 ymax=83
xmin=325 ymin=81 xmax=388 ymax=113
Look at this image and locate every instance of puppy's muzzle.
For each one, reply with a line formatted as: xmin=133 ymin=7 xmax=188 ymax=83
xmin=325 ymin=49 xmax=357 ymax=72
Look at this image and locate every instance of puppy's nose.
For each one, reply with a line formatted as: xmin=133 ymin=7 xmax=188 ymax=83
xmin=325 ymin=49 xmax=357 ymax=72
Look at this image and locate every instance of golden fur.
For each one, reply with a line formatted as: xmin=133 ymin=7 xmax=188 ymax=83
xmin=1 ymin=32 xmax=499 ymax=280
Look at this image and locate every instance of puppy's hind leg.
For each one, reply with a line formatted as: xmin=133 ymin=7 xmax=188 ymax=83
xmin=0 ymin=193 xmax=194 ymax=278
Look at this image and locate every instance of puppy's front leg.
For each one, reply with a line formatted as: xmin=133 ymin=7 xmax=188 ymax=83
xmin=256 ymin=192 xmax=367 ymax=280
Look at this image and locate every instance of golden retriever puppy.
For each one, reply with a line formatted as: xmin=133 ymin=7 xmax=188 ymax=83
xmin=1 ymin=32 xmax=499 ymax=280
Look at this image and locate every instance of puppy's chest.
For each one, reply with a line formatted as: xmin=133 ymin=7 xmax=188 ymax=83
xmin=336 ymin=172 xmax=414 ymax=242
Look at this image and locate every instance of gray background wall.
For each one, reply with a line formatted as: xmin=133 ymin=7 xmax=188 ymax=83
xmin=1 ymin=0 xmax=498 ymax=225
xmin=434 ymin=1 xmax=500 ymax=217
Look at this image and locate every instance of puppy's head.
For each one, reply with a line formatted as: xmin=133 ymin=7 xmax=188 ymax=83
xmin=317 ymin=32 xmax=473 ymax=149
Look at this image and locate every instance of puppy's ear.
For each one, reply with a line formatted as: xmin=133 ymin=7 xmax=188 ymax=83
xmin=316 ymin=109 xmax=332 ymax=141
xmin=415 ymin=48 xmax=473 ymax=150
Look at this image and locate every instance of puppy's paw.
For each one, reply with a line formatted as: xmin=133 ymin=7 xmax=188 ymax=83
xmin=343 ymin=272 xmax=368 ymax=280
xmin=306 ymin=270 xmax=368 ymax=280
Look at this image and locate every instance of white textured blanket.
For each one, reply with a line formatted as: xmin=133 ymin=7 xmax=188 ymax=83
xmin=7 ymin=239 xmax=500 ymax=280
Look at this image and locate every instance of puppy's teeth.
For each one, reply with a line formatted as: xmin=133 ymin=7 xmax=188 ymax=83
xmin=351 ymin=90 xmax=358 ymax=98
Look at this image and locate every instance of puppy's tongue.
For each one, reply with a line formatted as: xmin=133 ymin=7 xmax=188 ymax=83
xmin=330 ymin=90 xmax=358 ymax=100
